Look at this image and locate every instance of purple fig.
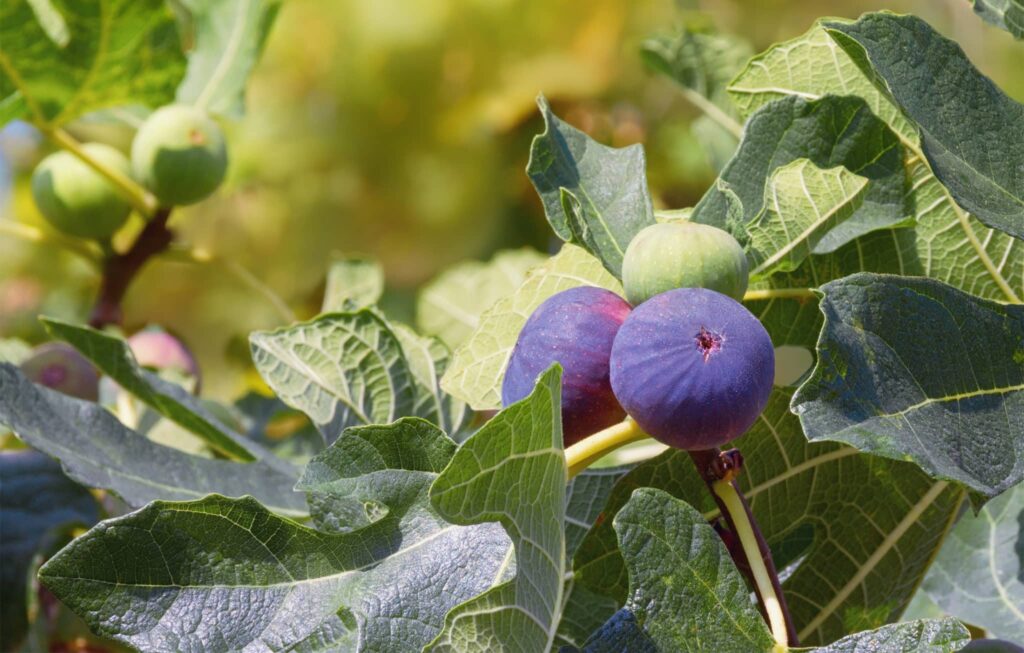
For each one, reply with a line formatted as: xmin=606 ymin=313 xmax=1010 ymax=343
xmin=20 ymin=343 xmax=100 ymax=401
xmin=502 ymin=286 xmax=631 ymax=446
xmin=610 ymin=287 xmax=774 ymax=450
xmin=128 ymin=328 xmax=200 ymax=382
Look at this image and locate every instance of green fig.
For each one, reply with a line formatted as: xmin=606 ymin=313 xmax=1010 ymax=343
xmin=131 ymin=105 xmax=228 ymax=206
xmin=31 ymin=144 xmax=132 ymax=239
xmin=621 ymin=221 xmax=749 ymax=305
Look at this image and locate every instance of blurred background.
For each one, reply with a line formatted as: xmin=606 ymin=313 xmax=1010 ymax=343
xmin=1 ymin=0 xmax=1021 ymax=399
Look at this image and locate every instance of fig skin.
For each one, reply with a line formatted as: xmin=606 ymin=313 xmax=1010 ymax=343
xmin=131 ymin=105 xmax=228 ymax=206
xmin=31 ymin=144 xmax=132 ymax=239
xmin=610 ymin=287 xmax=774 ymax=450
xmin=20 ymin=343 xmax=100 ymax=401
xmin=621 ymin=221 xmax=749 ymax=305
xmin=502 ymin=286 xmax=632 ymax=446
xmin=128 ymin=328 xmax=200 ymax=382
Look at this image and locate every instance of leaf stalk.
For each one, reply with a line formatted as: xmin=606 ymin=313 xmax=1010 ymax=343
xmin=565 ymin=418 xmax=648 ymax=478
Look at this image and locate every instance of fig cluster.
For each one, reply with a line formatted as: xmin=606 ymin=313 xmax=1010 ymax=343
xmin=503 ymin=221 xmax=772 ymax=451
xmin=30 ymin=104 xmax=228 ymax=241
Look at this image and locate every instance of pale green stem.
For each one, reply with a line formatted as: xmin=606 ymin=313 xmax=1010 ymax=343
xmin=565 ymin=419 xmax=649 ymax=478
xmin=42 ymin=126 xmax=159 ymax=218
xmin=712 ymin=479 xmax=790 ymax=650
xmin=0 ymin=220 xmax=102 ymax=267
xmin=743 ymin=287 xmax=816 ymax=302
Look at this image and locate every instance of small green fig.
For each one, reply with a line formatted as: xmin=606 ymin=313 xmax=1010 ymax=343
xmin=621 ymin=221 xmax=749 ymax=305
xmin=31 ymin=144 xmax=132 ymax=239
xmin=131 ymin=105 xmax=228 ymax=206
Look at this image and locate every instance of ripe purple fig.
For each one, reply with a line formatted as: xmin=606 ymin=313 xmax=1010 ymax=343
xmin=502 ymin=286 xmax=631 ymax=446
xmin=128 ymin=328 xmax=200 ymax=383
xmin=609 ymin=287 xmax=774 ymax=450
xmin=20 ymin=343 xmax=100 ymax=401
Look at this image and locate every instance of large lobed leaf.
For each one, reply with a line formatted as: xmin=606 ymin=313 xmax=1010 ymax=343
xmin=792 ymin=273 xmax=1024 ymax=500
xmin=728 ymin=22 xmax=1024 ymax=305
xmin=571 ymin=388 xmax=963 ymax=645
xmin=0 ymin=0 xmax=185 ymax=126
xmin=442 ymin=244 xmax=622 ymax=410
xmin=825 ymin=13 xmax=1024 ymax=240
xmin=250 ymin=310 xmax=416 ymax=442
xmin=921 ymin=482 xmax=1024 ymax=641
xmin=428 ymin=366 xmax=568 ymax=652
xmin=972 ymin=0 xmax=1024 ymax=38
xmin=526 ymin=96 xmax=655 ymax=277
xmin=811 ymin=619 xmax=969 ymax=652
xmin=580 ymin=488 xmax=774 ymax=652
xmin=321 ymin=256 xmax=384 ymax=313
xmin=0 ymin=363 xmax=306 ymax=516
xmin=39 ymin=419 xmax=510 ymax=653
xmin=174 ymin=0 xmax=281 ymax=117
xmin=417 ymin=248 xmax=545 ymax=350
xmin=693 ymin=94 xmax=910 ymax=254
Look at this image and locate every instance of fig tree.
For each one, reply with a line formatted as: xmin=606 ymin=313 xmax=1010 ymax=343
xmin=20 ymin=343 xmax=100 ymax=401
xmin=128 ymin=328 xmax=200 ymax=382
xmin=609 ymin=287 xmax=773 ymax=450
xmin=621 ymin=221 xmax=748 ymax=305
xmin=131 ymin=105 xmax=228 ymax=206
xmin=502 ymin=286 xmax=631 ymax=446
xmin=31 ymin=144 xmax=132 ymax=239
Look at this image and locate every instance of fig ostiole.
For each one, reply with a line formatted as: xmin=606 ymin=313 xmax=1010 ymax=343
xmin=131 ymin=104 xmax=228 ymax=207
xmin=501 ymin=286 xmax=632 ymax=446
xmin=609 ymin=287 xmax=774 ymax=451
xmin=31 ymin=143 xmax=133 ymax=239
xmin=621 ymin=221 xmax=749 ymax=305
xmin=20 ymin=343 xmax=100 ymax=401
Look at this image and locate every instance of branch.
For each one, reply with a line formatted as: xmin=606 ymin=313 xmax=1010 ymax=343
xmin=89 ymin=209 xmax=174 ymax=327
xmin=688 ymin=448 xmax=798 ymax=648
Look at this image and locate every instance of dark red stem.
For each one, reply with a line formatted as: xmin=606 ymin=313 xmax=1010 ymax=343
xmin=688 ymin=448 xmax=799 ymax=646
xmin=88 ymin=208 xmax=173 ymax=328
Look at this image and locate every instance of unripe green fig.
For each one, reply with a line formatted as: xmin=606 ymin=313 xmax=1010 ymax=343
xmin=621 ymin=221 xmax=749 ymax=305
xmin=131 ymin=105 xmax=228 ymax=206
xmin=31 ymin=144 xmax=132 ymax=239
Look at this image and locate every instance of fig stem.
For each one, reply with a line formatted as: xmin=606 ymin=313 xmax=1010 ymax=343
xmin=712 ymin=478 xmax=791 ymax=649
xmin=43 ymin=127 xmax=159 ymax=218
xmin=89 ymin=208 xmax=175 ymax=327
xmin=564 ymin=418 xmax=648 ymax=478
xmin=679 ymin=87 xmax=744 ymax=139
xmin=742 ymin=287 xmax=816 ymax=302
xmin=0 ymin=220 xmax=102 ymax=267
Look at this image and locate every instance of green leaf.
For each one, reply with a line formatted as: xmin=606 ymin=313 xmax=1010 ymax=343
xmin=42 ymin=317 xmax=263 ymax=463
xmin=417 ymin=248 xmax=546 ymax=350
xmin=694 ymin=94 xmax=909 ymax=253
xmin=526 ymin=96 xmax=656 ymax=277
xmin=322 ymin=256 xmax=384 ymax=313
xmin=0 ymin=0 xmax=185 ymax=127
xmin=825 ymin=14 xmax=1024 ymax=240
xmin=792 ymin=273 xmax=1024 ymax=500
xmin=442 ymin=244 xmax=623 ymax=410
xmin=727 ymin=23 xmax=1024 ymax=304
xmin=428 ymin=365 xmax=567 ymax=652
xmin=0 ymin=450 xmax=99 ymax=651
xmin=640 ymin=28 xmax=752 ymax=112
xmin=250 ymin=311 xmax=416 ymax=442
xmin=572 ymin=388 xmax=964 ymax=645
xmin=586 ymin=488 xmax=775 ymax=653
xmin=745 ymin=159 xmax=869 ymax=279
xmin=810 ymin=618 xmax=969 ymax=652
xmin=175 ymin=0 xmax=280 ymax=117
xmin=921 ymin=483 xmax=1024 ymax=641
xmin=972 ymin=0 xmax=1024 ymax=39
xmin=41 ymin=421 xmax=511 ymax=652
xmin=392 ymin=324 xmax=472 ymax=441
xmin=0 ymin=363 xmax=306 ymax=516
